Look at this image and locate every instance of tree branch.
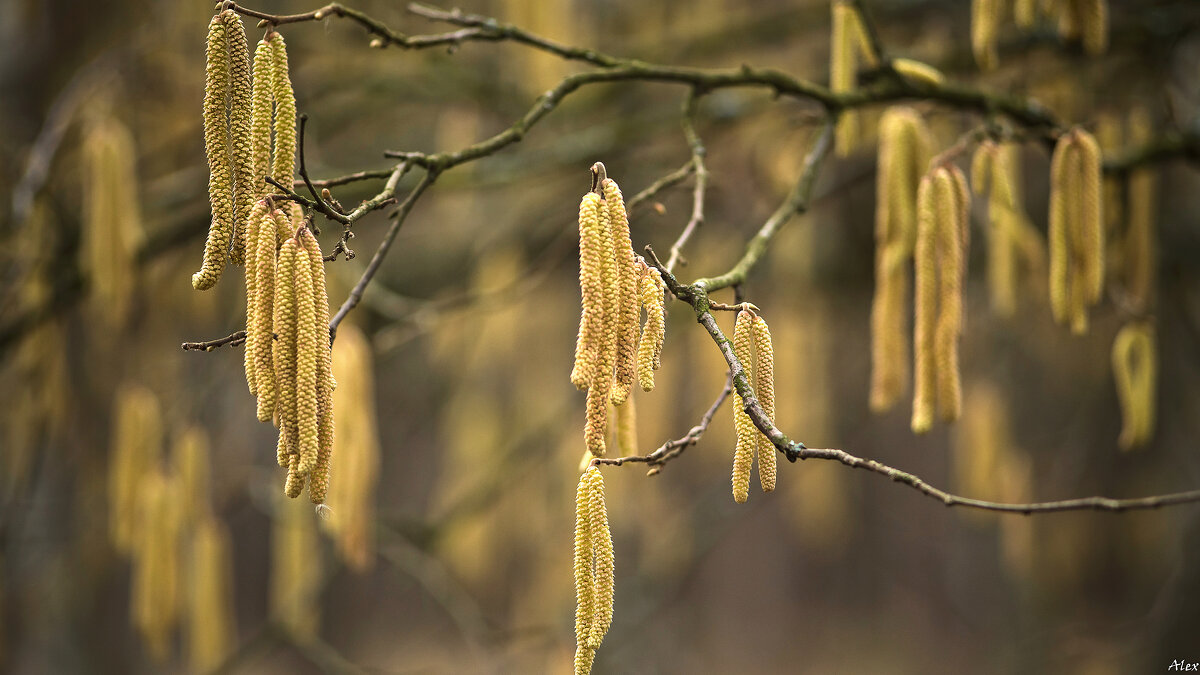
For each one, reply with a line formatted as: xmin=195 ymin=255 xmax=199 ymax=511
xmin=181 ymin=330 xmax=248 ymax=351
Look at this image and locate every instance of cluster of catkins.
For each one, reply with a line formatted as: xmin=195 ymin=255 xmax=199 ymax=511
xmin=974 ymin=0 xmax=1108 ymax=70
xmin=571 ymin=163 xmax=667 ymax=459
xmin=730 ymin=307 xmax=777 ymax=504
xmin=868 ymin=105 xmax=1151 ymax=448
xmin=194 ymin=9 xmax=334 ymax=501
xmin=572 ymin=466 xmax=614 ymax=675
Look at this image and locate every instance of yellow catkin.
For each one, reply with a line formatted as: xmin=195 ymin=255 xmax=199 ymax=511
xmin=831 ymin=1 xmax=860 ymax=156
xmin=108 ymin=384 xmax=163 ymax=554
xmin=989 ymin=144 xmax=1021 ymax=317
xmin=572 ymin=193 xmax=605 ymax=389
xmin=731 ymin=309 xmax=756 ymax=502
xmin=870 ymin=108 xmax=931 ymax=411
xmin=971 ymin=0 xmax=1000 ymax=70
xmin=1014 ymin=0 xmax=1038 ymax=29
xmin=274 ymin=237 xmax=301 ymax=469
xmin=574 ymin=467 xmax=614 ymax=653
xmin=911 ymin=174 xmax=938 ymax=434
xmin=614 ymin=392 xmax=637 ymax=456
xmin=1073 ymin=129 xmax=1104 ymax=303
xmin=574 ymin=647 xmax=597 ymax=675
xmin=584 ymin=196 xmax=618 ymax=457
xmin=934 ymin=167 xmax=967 ymax=423
xmin=249 ymin=37 xmax=276 ymax=203
xmin=254 ymin=208 xmax=287 ymax=423
xmin=891 ymin=58 xmax=945 ymax=86
xmin=573 ymin=468 xmax=596 ymax=650
xmin=301 ymin=227 xmax=336 ymax=504
xmin=293 ymin=231 xmax=320 ymax=478
xmin=131 ymin=472 xmax=180 ymax=663
xmin=1048 ymin=135 xmax=1075 ymax=325
xmin=1112 ymin=322 xmax=1156 ymax=450
xmin=193 ymin=13 xmax=232 ymax=290
xmin=753 ymin=314 xmax=777 ymax=493
xmin=1078 ymin=0 xmax=1108 ymax=55
xmin=324 ymin=324 xmax=377 ymax=570
xmin=270 ymin=34 xmax=298 ymax=190
xmin=1126 ymin=109 xmax=1156 ymax=311
xmin=637 ymin=264 xmax=666 ymax=392
xmin=605 ymin=178 xmax=639 ymax=406
xmin=81 ymin=116 xmax=143 ymax=328
xmin=224 ymin=9 xmax=253 ymax=267
xmin=173 ymin=427 xmax=212 ymax=530
xmin=242 ymin=199 xmax=272 ymax=397
xmin=270 ymin=497 xmax=322 ymax=641
xmin=186 ymin=516 xmax=237 ymax=673
xmin=587 ymin=468 xmax=614 ymax=649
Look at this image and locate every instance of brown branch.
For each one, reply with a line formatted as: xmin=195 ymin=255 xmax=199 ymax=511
xmin=329 ymin=169 xmax=437 ymax=339
xmin=594 ymin=374 xmax=732 ymax=475
xmin=181 ymin=330 xmax=247 ymax=351
xmin=665 ymin=89 xmax=710 ymax=274
xmin=296 ymin=168 xmax=395 ymax=189
xmin=692 ymin=117 xmax=836 ymax=292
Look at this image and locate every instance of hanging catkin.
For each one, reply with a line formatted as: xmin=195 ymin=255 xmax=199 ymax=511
xmin=224 ymin=10 xmax=254 ymax=267
xmin=131 ymin=472 xmax=181 ymax=663
xmin=172 ymin=426 xmax=212 ymax=530
xmin=193 ymin=13 xmax=233 ymax=290
xmin=830 ymin=1 xmax=876 ymax=156
xmin=637 ymin=263 xmax=666 ymax=392
xmin=1112 ymin=322 xmax=1156 ymax=450
xmin=731 ymin=309 xmax=756 ymax=503
xmin=242 ymin=199 xmax=272 ymax=397
xmin=753 ymin=314 xmax=777 ymax=493
xmin=299 ymin=226 xmax=335 ymax=504
xmin=186 ymin=516 xmax=237 ymax=673
xmin=1048 ymin=128 xmax=1104 ymax=334
xmin=585 ymin=193 xmax=619 ymax=457
xmin=971 ymin=0 xmax=1001 ymax=70
xmin=324 ymin=324 xmax=378 ymax=570
xmin=912 ymin=165 xmax=969 ymax=433
xmin=573 ymin=466 xmax=614 ymax=662
xmin=249 ymin=38 xmax=276 ymax=202
xmin=572 ymin=193 xmax=606 ymax=390
xmin=270 ymin=497 xmax=322 ymax=641
xmin=81 ymin=115 xmax=143 ymax=328
xmin=270 ymin=33 xmax=298 ymax=188
xmin=870 ymin=107 xmax=932 ymax=412
xmin=604 ymin=178 xmax=639 ymax=406
xmin=972 ymin=142 xmax=1027 ymax=317
xmin=274 ymin=237 xmax=301 ymax=470
xmin=108 ymin=385 xmax=164 ymax=554
xmin=293 ymin=232 xmax=320 ymax=477
xmin=254 ymin=208 xmax=287 ymax=422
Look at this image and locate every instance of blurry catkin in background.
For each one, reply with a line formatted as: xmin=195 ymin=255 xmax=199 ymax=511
xmin=131 ymin=471 xmax=181 ymax=663
xmin=830 ymin=1 xmax=877 ymax=156
xmin=271 ymin=495 xmax=322 ymax=641
xmin=107 ymin=385 xmax=163 ymax=555
xmin=324 ymin=323 xmax=381 ymax=572
xmin=172 ymin=427 xmax=212 ymax=530
xmin=81 ymin=113 xmax=144 ymax=329
xmin=186 ymin=516 xmax=237 ymax=672
xmin=1125 ymin=108 xmax=1157 ymax=312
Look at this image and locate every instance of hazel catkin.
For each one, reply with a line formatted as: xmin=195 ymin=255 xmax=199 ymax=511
xmin=870 ymin=107 xmax=932 ymax=412
xmin=637 ymin=263 xmax=666 ymax=392
xmin=574 ymin=466 xmax=614 ymax=661
xmin=752 ymin=314 xmax=777 ymax=493
xmin=242 ymin=199 xmax=272 ymax=398
xmin=1112 ymin=322 xmax=1156 ymax=450
xmin=274 ymin=237 xmax=301 ymax=465
xmin=1048 ymin=128 xmax=1105 ymax=333
xmin=571 ymin=193 xmax=606 ymax=390
xmin=193 ymin=13 xmax=233 ymax=291
xmin=269 ymin=33 xmax=298 ymax=188
xmin=604 ymin=178 xmax=639 ymax=406
xmin=224 ymin=9 xmax=254 ymax=267
xmin=731 ymin=309 xmax=756 ymax=503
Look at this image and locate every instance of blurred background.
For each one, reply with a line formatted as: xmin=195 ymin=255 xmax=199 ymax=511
xmin=3 ymin=0 xmax=1200 ymax=673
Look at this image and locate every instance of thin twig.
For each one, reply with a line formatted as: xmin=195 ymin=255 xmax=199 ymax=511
xmin=329 ymin=169 xmax=437 ymax=338
xmin=594 ymin=374 xmax=732 ymax=475
xmin=181 ymin=330 xmax=248 ymax=351
xmin=665 ymin=89 xmax=710 ymax=274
